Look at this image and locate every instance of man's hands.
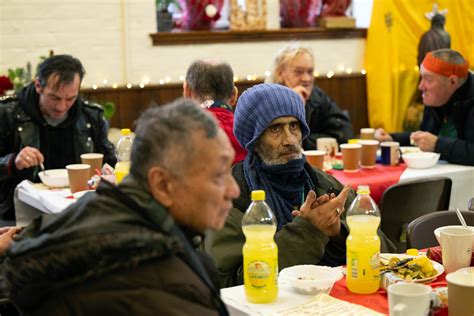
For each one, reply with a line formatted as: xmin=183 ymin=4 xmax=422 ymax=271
xmin=375 ymin=128 xmax=393 ymax=142
xmin=293 ymin=185 xmax=351 ymax=237
xmin=14 ymin=146 xmax=44 ymax=170
xmin=410 ymin=131 xmax=437 ymax=152
xmin=292 ymin=85 xmax=311 ymax=103
xmin=0 ymin=226 xmax=22 ymax=255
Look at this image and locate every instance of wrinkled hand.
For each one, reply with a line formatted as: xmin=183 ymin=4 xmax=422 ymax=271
xmin=0 ymin=226 xmax=22 ymax=255
xmin=15 ymin=146 xmax=44 ymax=171
xmin=410 ymin=131 xmax=437 ymax=152
xmin=292 ymin=85 xmax=311 ymax=103
xmin=291 ymin=193 xmax=336 ymax=218
xmin=296 ymin=185 xmax=351 ymax=237
xmin=375 ymin=128 xmax=393 ymax=142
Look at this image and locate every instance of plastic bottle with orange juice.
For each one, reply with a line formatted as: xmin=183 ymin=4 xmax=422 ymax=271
xmin=115 ymin=128 xmax=133 ymax=184
xmin=242 ymin=190 xmax=278 ymax=303
xmin=346 ymin=185 xmax=381 ymax=294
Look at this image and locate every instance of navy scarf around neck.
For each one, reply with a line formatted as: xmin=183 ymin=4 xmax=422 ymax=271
xmin=243 ymin=152 xmax=314 ymax=229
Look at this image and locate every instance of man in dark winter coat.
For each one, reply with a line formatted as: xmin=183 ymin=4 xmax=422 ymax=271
xmin=0 ymin=55 xmax=116 ymax=220
xmin=0 ymin=99 xmax=240 ymax=315
xmin=210 ymin=84 xmax=395 ymax=287
xmin=376 ymin=49 xmax=474 ymax=166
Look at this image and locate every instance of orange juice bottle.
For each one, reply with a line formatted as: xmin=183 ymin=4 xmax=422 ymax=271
xmin=115 ymin=128 xmax=133 ymax=184
xmin=242 ymin=190 xmax=278 ymax=303
xmin=346 ymin=185 xmax=381 ymax=294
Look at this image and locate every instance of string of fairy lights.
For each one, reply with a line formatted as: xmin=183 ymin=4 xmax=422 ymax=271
xmin=88 ymin=68 xmax=369 ymax=90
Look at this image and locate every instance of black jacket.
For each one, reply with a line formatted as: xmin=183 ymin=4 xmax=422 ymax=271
xmin=392 ymin=73 xmax=474 ymax=165
xmin=0 ymin=84 xmax=116 ymax=219
xmin=303 ymin=86 xmax=354 ymax=149
xmin=1 ymin=177 xmax=228 ymax=315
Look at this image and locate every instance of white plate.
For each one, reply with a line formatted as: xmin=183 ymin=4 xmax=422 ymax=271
xmin=380 ymin=253 xmax=444 ymax=283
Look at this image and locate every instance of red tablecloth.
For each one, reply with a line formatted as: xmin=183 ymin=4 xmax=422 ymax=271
xmin=327 ymin=164 xmax=407 ymax=204
xmin=330 ymin=274 xmax=448 ymax=315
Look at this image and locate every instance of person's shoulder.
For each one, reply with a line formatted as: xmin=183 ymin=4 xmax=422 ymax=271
xmin=81 ymin=100 xmax=105 ymax=113
xmin=0 ymin=94 xmax=19 ymax=108
xmin=231 ymin=162 xmax=250 ymax=212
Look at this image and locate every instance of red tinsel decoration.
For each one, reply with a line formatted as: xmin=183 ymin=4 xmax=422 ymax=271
xmin=0 ymin=76 xmax=13 ymax=96
xmin=281 ymin=0 xmax=322 ymax=28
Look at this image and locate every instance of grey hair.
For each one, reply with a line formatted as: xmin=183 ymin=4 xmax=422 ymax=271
xmin=185 ymin=59 xmax=235 ymax=102
xmin=431 ymin=49 xmax=468 ymax=84
xmin=130 ymin=98 xmax=218 ymax=182
xmin=268 ymin=43 xmax=314 ymax=84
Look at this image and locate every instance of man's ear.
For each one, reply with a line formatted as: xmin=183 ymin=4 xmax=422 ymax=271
xmin=448 ymin=75 xmax=460 ymax=88
xmin=183 ymin=81 xmax=192 ymax=98
xmin=229 ymin=86 xmax=239 ymax=106
xmin=34 ymin=78 xmax=42 ymax=94
xmin=147 ymin=166 xmax=175 ymax=208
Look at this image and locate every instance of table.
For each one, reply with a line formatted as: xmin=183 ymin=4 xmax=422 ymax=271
xmin=222 ymin=273 xmax=448 ymax=316
xmin=14 ymin=180 xmax=76 ymax=227
xmin=329 ymin=161 xmax=474 ymax=210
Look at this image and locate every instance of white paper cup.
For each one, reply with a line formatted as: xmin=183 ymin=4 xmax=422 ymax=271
xmin=387 ymin=283 xmax=432 ymax=316
xmin=446 ymin=268 xmax=474 ymax=316
xmin=440 ymin=226 xmax=474 ymax=273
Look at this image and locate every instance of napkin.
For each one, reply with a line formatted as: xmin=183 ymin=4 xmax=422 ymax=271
xmin=17 ymin=180 xmax=74 ymax=214
xmin=427 ymin=246 xmax=474 ymax=266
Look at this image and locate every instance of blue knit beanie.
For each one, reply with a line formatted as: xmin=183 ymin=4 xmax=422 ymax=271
xmin=234 ymin=83 xmax=310 ymax=150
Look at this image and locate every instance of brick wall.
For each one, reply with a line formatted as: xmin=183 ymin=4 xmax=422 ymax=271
xmin=0 ymin=1 xmax=366 ymax=88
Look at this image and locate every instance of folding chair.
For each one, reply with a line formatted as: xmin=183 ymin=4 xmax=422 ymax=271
xmin=406 ymin=210 xmax=474 ymax=250
xmin=378 ymin=177 xmax=452 ymax=253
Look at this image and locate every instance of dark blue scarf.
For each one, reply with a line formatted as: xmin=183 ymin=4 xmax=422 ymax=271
xmin=243 ymin=152 xmax=314 ymax=229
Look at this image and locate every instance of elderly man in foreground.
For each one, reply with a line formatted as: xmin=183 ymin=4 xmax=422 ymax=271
xmin=210 ymin=84 xmax=395 ymax=287
xmin=1 ymin=99 xmax=239 ymax=315
xmin=376 ymin=49 xmax=474 ymax=165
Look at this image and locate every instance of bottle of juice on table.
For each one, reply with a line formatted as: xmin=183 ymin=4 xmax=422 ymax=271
xmin=115 ymin=128 xmax=133 ymax=184
xmin=346 ymin=185 xmax=381 ymax=294
xmin=242 ymin=190 xmax=278 ymax=303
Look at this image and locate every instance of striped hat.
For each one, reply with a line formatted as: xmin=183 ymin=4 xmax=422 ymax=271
xmin=234 ymin=83 xmax=309 ymax=150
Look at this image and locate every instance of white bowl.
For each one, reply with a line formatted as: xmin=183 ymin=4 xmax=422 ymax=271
xmin=402 ymin=152 xmax=440 ymax=169
xmin=434 ymin=225 xmax=474 ymax=249
xmin=279 ymin=265 xmax=343 ymax=295
xmin=38 ymin=169 xmax=69 ymax=188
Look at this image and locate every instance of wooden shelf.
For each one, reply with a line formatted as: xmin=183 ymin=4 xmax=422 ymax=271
xmin=150 ymin=27 xmax=366 ymax=45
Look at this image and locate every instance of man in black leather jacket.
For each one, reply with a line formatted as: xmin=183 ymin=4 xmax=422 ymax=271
xmin=0 ymin=55 xmax=116 ymax=220
xmin=376 ymin=49 xmax=473 ymax=166
xmin=268 ymin=44 xmax=354 ymax=149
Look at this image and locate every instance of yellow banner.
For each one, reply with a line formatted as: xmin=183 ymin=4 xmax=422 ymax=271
xmin=366 ymin=0 xmax=474 ymax=132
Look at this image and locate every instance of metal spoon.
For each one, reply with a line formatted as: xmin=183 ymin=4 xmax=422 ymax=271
xmin=40 ymin=162 xmax=48 ymax=176
xmin=455 ymin=207 xmax=468 ymax=229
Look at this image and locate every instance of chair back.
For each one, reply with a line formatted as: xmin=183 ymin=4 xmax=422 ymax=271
xmin=378 ymin=177 xmax=452 ymax=253
xmin=407 ymin=210 xmax=474 ymax=249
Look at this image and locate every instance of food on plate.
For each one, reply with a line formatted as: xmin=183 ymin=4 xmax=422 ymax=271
xmin=380 ymin=256 xmax=436 ymax=281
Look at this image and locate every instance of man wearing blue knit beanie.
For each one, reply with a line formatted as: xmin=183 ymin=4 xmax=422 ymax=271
xmin=210 ymin=83 xmax=396 ymax=288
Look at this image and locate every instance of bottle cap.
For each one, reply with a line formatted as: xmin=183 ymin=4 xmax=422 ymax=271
xmin=251 ymin=190 xmax=265 ymax=201
xmin=121 ymin=128 xmax=131 ymax=136
xmin=356 ymin=185 xmax=370 ymax=195
xmin=406 ymin=248 xmax=419 ymax=256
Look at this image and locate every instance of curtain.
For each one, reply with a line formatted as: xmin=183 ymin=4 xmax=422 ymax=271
xmin=366 ymin=0 xmax=474 ymax=132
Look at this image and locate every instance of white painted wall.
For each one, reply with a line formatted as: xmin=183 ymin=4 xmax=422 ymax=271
xmin=0 ymin=0 xmax=368 ymax=88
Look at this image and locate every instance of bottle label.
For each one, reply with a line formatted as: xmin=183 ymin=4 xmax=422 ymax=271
xmin=247 ymin=260 xmax=272 ymax=289
xmin=348 ymin=251 xmax=380 ymax=280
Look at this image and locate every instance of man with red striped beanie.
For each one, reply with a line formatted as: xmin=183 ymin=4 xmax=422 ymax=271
xmin=376 ymin=49 xmax=473 ymax=165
